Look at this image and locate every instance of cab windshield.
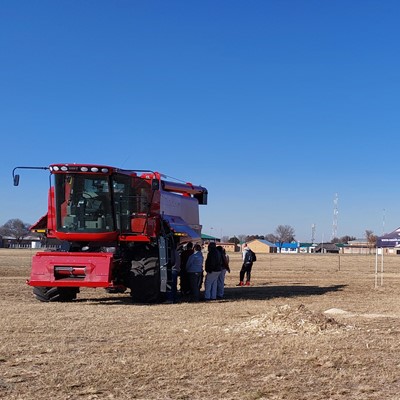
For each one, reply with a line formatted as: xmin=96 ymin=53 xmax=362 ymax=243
xmin=55 ymin=174 xmax=114 ymax=233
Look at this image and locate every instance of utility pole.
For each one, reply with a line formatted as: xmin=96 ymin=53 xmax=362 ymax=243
xmin=332 ymin=193 xmax=338 ymax=241
xmin=382 ymin=208 xmax=386 ymax=235
xmin=311 ymin=224 xmax=316 ymax=243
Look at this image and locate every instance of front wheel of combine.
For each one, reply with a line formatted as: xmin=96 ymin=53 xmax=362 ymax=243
xmin=33 ymin=286 xmax=79 ymax=302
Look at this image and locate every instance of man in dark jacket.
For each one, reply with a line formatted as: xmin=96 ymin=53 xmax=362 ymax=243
xmin=179 ymin=242 xmax=193 ymax=296
xmin=204 ymin=242 xmax=223 ymax=300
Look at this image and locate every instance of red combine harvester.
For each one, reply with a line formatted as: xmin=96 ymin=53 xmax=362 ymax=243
xmin=13 ymin=164 xmax=207 ymax=303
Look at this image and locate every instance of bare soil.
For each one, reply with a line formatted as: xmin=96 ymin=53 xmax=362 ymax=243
xmin=1 ymin=249 xmax=400 ymax=399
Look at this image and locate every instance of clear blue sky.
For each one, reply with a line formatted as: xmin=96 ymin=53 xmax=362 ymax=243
xmin=1 ymin=0 xmax=400 ymax=242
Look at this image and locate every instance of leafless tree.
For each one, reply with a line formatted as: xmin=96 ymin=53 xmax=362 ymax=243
xmin=365 ymin=230 xmax=377 ymax=253
xmin=275 ymin=225 xmax=295 ymax=242
xmin=274 ymin=225 xmax=295 ymax=251
xmin=0 ymin=219 xmax=31 ymax=245
xmin=237 ymin=234 xmax=247 ymax=244
xmin=265 ymin=233 xmax=277 ymax=243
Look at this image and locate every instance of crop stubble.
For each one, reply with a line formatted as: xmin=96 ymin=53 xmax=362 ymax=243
xmin=0 ymin=249 xmax=400 ymax=399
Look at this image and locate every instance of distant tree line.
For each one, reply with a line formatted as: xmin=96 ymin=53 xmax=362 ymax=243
xmin=222 ymin=225 xmax=378 ymax=247
xmin=223 ymin=225 xmax=296 ymax=246
xmin=1 ymin=219 xmax=378 ymax=249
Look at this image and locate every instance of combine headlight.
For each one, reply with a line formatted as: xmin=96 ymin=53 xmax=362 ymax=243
xmin=61 ymin=166 xmax=68 ymax=171
xmin=101 ymin=168 xmax=109 ymax=173
xmin=80 ymin=167 xmax=89 ymax=172
xmin=91 ymin=167 xmax=99 ymax=172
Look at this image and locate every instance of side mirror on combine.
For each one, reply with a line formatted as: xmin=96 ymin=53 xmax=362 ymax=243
xmin=13 ymin=174 xmax=20 ymax=186
xmin=12 ymin=165 xmax=49 ymax=187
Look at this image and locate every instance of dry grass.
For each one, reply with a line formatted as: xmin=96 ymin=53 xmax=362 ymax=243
xmin=1 ymin=249 xmax=400 ymax=399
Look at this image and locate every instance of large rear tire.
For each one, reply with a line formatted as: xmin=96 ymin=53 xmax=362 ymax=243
xmin=33 ymin=287 xmax=79 ymax=302
xmin=130 ymin=251 xmax=161 ymax=303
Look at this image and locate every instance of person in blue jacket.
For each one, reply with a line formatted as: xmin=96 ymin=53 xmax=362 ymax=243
xmin=185 ymin=243 xmax=204 ymax=302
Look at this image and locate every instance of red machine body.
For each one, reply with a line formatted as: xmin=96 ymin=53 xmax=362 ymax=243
xmin=15 ymin=164 xmax=208 ymax=302
xmin=29 ymin=252 xmax=114 ymax=287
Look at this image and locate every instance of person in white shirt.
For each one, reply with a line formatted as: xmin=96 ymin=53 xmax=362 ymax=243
xmin=237 ymin=243 xmax=253 ymax=286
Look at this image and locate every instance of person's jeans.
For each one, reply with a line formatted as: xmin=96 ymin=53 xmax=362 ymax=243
xmin=188 ymin=272 xmax=202 ymax=301
xmin=239 ymin=263 xmax=253 ymax=282
xmin=217 ymin=269 xmax=227 ymax=298
xmin=168 ymin=270 xmax=179 ymax=303
xmin=204 ymin=271 xmax=221 ymax=300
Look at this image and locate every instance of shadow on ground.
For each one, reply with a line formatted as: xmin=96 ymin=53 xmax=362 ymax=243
xmin=223 ymin=284 xmax=347 ymax=301
xmin=73 ymin=283 xmax=347 ymax=304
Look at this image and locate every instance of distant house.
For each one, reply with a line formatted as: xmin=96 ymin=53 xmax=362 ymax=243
xmin=0 ymin=234 xmax=42 ymax=248
xmin=342 ymin=239 xmax=376 ymax=254
xmin=201 ymin=234 xmax=239 ymax=252
xmin=246 ymin=239 xmax=277 ymax=253
xmin=276 ymin=242 xmax=299 ymax=254
xmin=314 ymin=243 xmax=340 ymax=254
xmin=218 ymin=242 xmax=239 ymax=252
xmin=0 ymin=234 xmax=61 ymax=249
xmin=299 ymin=243 xmax=318 ymax=253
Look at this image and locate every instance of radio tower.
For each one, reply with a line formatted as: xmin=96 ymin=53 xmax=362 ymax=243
xmin=311 ymin=224 xmax=316 ymax=243
xmin=331 ymin=193 xmax=338 ymax=241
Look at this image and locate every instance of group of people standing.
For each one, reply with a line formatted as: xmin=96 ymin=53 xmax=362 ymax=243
xmin=169 ymin=241 xmax=254 ymax=303
xmin=203 ymin=241 xmax=230 ymax=301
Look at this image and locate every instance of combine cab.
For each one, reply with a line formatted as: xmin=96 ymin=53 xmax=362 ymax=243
xmin=13 ymin=164 xmax=207 ymax=303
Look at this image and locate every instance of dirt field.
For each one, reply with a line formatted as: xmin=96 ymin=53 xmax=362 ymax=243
xmin=1 ymin=249 xmax=400 ymax=400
